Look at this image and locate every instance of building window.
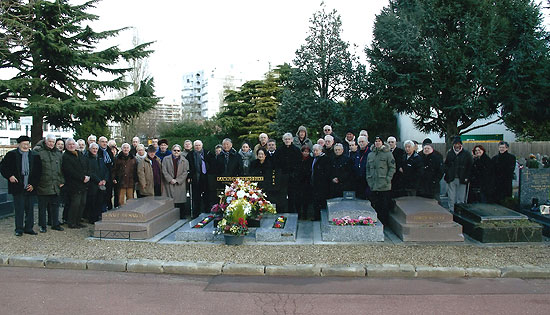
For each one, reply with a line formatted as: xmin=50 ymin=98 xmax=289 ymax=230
xmin=9 ymin=122 xmax=20 ymax=131
xmin=0 ymin=120 xmax=6 ymax=130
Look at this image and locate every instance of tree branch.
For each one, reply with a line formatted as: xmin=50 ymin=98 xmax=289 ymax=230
xmin=460 ymin=116 xmax=502 ymax=134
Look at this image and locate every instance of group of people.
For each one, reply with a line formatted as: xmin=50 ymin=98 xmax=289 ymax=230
xmin=0 ymin=124 xmax=519 ymax=236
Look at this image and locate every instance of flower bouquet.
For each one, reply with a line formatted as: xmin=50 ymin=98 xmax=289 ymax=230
xmin=215 ymin=198 xmax=250 ymax=246
xmin=211 ymin=179 xmax=276 ymax=226
xmin=331 ymin=216 xmax=376 ymax=226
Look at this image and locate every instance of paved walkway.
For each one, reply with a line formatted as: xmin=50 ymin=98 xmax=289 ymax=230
xmin=1 ymin=267 xmax=549 ymax=315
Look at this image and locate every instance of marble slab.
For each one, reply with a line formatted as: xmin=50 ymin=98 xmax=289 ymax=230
xmin=256 ymin=213 xmax=298 ymax=242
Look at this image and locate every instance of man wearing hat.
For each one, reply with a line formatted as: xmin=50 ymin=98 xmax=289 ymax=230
xmin=444 ymin=136 xmax=473 ymax=211
xmin=342 ymin=130 xmax=355 ymax=156
xmin=155 ymin=139 xmax=172 ymax=161
xmin=137 ymin=145 xmax=163 ymax=197
xmin=0 ymin=136 xmax=42 ymax=236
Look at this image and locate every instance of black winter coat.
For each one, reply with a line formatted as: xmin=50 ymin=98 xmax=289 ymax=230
xmin=418 ymin=152 xmax=444 ymax=198
xmin=62 ymin=150 xmax=89 ymax=194
xmin=401 ymin=152 xmax=423 ymax=191
xmin=0 ymin=149 xmax=41 ymax=195
xmin=311 ymin=154 xmax=331 ymax=197
xmin=274 ymin=144 xmax=301 ymax=182
xmin=215 ymin=149 xmax=243 ymax=177
xmin=444 ymin=149 xmax=473 ymax=184
xmin=329 ymin=154 xmax=353 ymax=196
xmin=86 ymin=153 xmax=109 ymax=195
xmin=471 ymin=153 xmax=493 ymax=193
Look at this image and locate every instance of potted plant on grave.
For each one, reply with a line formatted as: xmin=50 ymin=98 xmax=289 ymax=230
xmin=215 ymin=198 xmax=250 ymax=245
xmin=211 ymin=179 xmax=276 ymax=227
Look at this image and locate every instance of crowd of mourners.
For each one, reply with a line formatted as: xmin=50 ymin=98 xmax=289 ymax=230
xmin=0 ymin=123 xmax=538 ymax=236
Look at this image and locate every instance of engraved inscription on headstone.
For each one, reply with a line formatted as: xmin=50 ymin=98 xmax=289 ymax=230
xmin=519 ymin=168 xmax=550 ymax=208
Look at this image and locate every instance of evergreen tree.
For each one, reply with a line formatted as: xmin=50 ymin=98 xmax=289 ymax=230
xmin=367 ymin=0 xmax=549 ymax=146
xmin=0 ymin=0 xmax=158 ymax=144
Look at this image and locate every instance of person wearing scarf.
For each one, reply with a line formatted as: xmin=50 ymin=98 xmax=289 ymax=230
xmin=238 ymin=142 xmax=255 ymax=175
xmin=1 ymin=136 xmax=42 ymax=236
xmin=162 ymin=144 xmax=189 ymax=219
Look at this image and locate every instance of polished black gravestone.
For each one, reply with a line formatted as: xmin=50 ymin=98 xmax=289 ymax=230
xmin=516 ymin=168 xmax=550 ymax=236
xmin=453 ymin=203 xmax=542 ymax=243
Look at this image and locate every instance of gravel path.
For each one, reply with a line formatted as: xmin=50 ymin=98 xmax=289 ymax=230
xmin=1 ymin=214 xmax=549 ymax=268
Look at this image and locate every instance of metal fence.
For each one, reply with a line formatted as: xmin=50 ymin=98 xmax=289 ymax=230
xmin=431 ymin=141 xmax=550 ymax=160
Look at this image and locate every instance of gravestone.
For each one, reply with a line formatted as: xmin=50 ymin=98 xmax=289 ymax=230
xmin=519 ymin=168 xmax=550 ymax=209
xmin=0 ymin=192 xmax=14 ymax=218
xmin=94 ymin=196 xmax=179 ymax=240
xmin=516 ymin=168 xmax=550 ymax=236
xmin=453 ymin=203 xmax=542 ymax=243
xmin=321 ymin=194 xmax=384 ymax=242
xmin=174 ymin=213 xmax=223 ymax=242
xmin=389 ymin=196 xmax=464 ymax=242
xmin=256 ymin=213 xmax=298 ymax=242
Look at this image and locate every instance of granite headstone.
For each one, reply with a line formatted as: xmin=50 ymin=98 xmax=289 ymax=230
xmin=519 ymin=168 xmax=550 ymax=209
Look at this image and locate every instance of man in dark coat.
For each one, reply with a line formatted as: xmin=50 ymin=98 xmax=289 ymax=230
xmin=351 ymin=135 xmax=371 ymax=199
xmin=215 ymin=138 xmax=243 ymax=177
xmin=62 ymin=138 xmax=90 ymax=228
xmin=401 ymin=140 xmax=424 ymax=196
xmin=329 ymin=143 xmax=353 ymax=198
xmin=186 ymin=140 xmax=211 ymax=216
xmin=311 ymin=144 xmax=331 ymax=221
xmin=444 ymin=137 xmax=473 ymax=211
xmin=418 ymin=143 xmax=444 ymax=200
xmin=0 ymin=136 xmax=42 ymax=236
xmin=492 ymin=141 xmax=516 ymax=204
xmin=387 ymin=136 xmax=405 ymax=198
xmin=98 ymin=136 xmax=114 ymax=211
xmin=274 ymin=133 xmax=302 ymax=213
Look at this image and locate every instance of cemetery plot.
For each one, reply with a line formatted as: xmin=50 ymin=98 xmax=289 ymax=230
xmin=516 ymin=168 xmax=550 ymax=236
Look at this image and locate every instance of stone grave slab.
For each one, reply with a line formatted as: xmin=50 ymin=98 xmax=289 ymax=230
xmin=389 ymin=196 xmax=464 ymax=242
xmin=326 ymin=197 xmax=379 ymax=222
xmin=453 ymin=203 xmax=542 ymax=243
xmin=174 ymin=213 xmax=223 ymax=242
xmin=0 ymin=192 xmax=14 ymax=218
xmin=256 ymin=213 xmax=298 ymax=242
xmin=94 ymin=196 xmax=179 ymax=240
xmin=321 ymin=196 xmax=384 ymax=242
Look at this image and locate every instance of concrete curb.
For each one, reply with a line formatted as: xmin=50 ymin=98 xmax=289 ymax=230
xmin=45 ymin=257 xmax=87 ymax=270
xmin=2 ymin=255 xmax=550 ymax=279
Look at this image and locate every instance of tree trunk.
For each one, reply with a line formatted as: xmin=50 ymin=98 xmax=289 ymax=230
xmin=444 ymin=120 xmax=459 ymax=153
xmin=31 ymin=114 xmax=43 ymax=146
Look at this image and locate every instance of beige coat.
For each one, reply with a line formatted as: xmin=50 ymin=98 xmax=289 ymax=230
xmin=137 ymin=155 xmax=162 ymax=196
xmin=161 ymin=154 xmax=189 ymax=203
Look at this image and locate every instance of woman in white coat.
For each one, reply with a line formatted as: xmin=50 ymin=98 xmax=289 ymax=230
xmin=161 ymin=144 xmax=189 ymax=218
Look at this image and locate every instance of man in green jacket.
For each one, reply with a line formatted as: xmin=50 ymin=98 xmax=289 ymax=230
xmin=366 ymin=136 xmax=396 ymax=225
xmin=35 ymin=134 xmax=65 ymax=232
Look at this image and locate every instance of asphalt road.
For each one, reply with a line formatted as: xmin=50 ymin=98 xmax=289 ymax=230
xmin=1 ymin=267 xmax=549 ymax=315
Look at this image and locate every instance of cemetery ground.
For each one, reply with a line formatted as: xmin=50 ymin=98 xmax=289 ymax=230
xmin=0 ymin=207 xmax=549 ymax=269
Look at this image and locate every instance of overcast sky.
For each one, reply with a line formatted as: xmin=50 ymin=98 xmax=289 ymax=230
xmin=87 ymin=0 xmax=390 ymax=102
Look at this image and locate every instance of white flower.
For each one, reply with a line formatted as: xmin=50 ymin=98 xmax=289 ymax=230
xmin=236 ymin=190 xmax=246 ymax=199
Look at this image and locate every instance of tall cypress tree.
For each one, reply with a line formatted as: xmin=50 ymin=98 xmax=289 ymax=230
xmin=0 ymin=0 xmax=158 ymax=144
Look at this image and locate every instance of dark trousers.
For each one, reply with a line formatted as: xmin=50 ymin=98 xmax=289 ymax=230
xmin=296 ymin=184 xmax=312 ymax=219
xmin=312 ymin=191 xmax=327 ymax=221
xmin=154 ymin=184 xmax=162 ymax=196
xmin=355 ymin=177 xmax=368 ymax=200
xmin=86 ymin=190 xmax=105 ymax=223
xmin=69 ymin=191 xmax=87 ymax=226
xmin=38 ymin=195 xmax=60 ymax=228
xmin=370 ymin=190 xmax=392 ymax=225
xmin=12 ymin=193 xmax=34 ymax=233
xmin=191 ymin=176 xmax=208 ymax=217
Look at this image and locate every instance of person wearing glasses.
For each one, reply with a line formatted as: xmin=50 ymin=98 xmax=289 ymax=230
xmin=162 ymin=144 xmax=189 ymax=219
xmin=322 ymin=125 xmax=342 ymax=144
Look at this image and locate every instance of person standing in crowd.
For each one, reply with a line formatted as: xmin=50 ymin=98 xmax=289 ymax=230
xmin=55 ymin=138 xmax=65 ymax=152
xmin=492 ymin=141 xmax=516 ymax=204
xmin=151 ymin=137 xmax=159 ymax=151
xmin=85 ymin=143 xmax=108 ymax=223
xmin=134 ymin=144 xmax=147 ymax=198
xmin=323 ymin=135 xmax=335 ymax=161
xmin=215 ymin=138 xmax=243 ymax=177
xmin=418 ymin=142 xmax=444 ymax=200
xmin=249 ymin=147 xmax=272 ymax=177
xmin=469 ymin=145 xmax=493 ymax=203
xmin=342 ymin=130 xmax=355 ymax=155
xmin=107 ymin=139 xmax=119 ymax=209
xmin=162 ymin=144 xmax=189 ymax=218
xmin=108 ymin=140 xmax=118 ymax=157
xmin=275 ymin=133 xmax=302 ymax=213
xmin=1 ymin=136 xmax=42 ymax=236
xmin=347 ymin=140 xmax=358 ymax=159
xmin=366 ymin=136 xmax=396 ymax=225
xmin=526 ymin=154 xmax=540 ymax=169
xmin=138 ymin=145 xmax=163 ymax=197
xmin=293 ymin=125 xmax=313 ymax=152
xmin=296 ymin=146 xmax=313 ymax=220
xmin=77 ymin=139 xmax=86 ymax=152
xmin=352 ymin=135 xmax=370 ymax=200
xmin=35 ymin=134 xmax=64 ymax=232
xmin=130 ymin=136 xmax=140 ymax=157
xmin=87 ymin=134 xmax=96 ymax=146
xmin=444 ymin=137 xmax=473 ymax=211
xmin=387 ymin=136 xmax=405 ymax=198
xmin=317 ymin=138 xmax=325 ymax=147
xmin=254 ymin=133 xmax=269 ymax=155
xmin=113 ymin=143 xmax=137 ymax=206
xmin=322 ymin=125 xmax=342 ymax=144
xmin=330 ymin=143 xmax=353 ymax=198
xmin=98 ymin=136 xmax=114 ymax=211
xmin=156 ymin=139 xmax=172 ymax=161
xmin=186 ymin=140 xmax=210 ymax=215
xmin=311 ymin=144 xmax=330 ymax=221
xmin=61 ymin=138 xmax=89 ymax=229
xmin=266 ymin=139 xmax=278 ymax=169
xmin=238 ymin=142 xmax=255 ymax=175
xmin=400 ymin=140 xmax=423 ymax=196
xmin=182 ymin=140 xmax=193 ymax=158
